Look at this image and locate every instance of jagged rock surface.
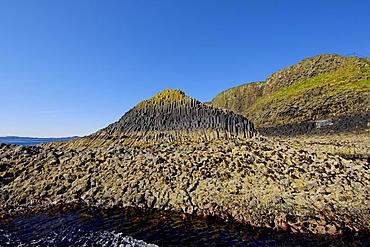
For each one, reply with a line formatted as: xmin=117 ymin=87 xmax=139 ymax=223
xmin=56 ymin=90 xmax=255 ymax=149
xmin=1 ymin=88 xmax=369 ymax=237
xmin=105 ymin=89 xmax=254 ymax=138
xmin=43 ymin=89 xmax=256 ymax=149
xmin=257 ymin=112 xmax=370 ymax=136
xmin=1 ymin=138 xmax=369 ymax=235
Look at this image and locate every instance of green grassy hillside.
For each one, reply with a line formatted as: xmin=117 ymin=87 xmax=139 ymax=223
xmin=211 ymin=54 xmax=370 ymax=127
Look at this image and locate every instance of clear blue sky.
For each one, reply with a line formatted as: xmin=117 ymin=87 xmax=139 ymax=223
xmin=1 ymin=0 xmax=369 ymax=137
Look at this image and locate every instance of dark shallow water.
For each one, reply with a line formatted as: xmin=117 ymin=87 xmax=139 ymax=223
xmin=0 ymin=207 xmax=368 ymax=246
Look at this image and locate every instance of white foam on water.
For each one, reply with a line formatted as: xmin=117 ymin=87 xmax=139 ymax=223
xmin=0 ymin=228 xmax=158 ymax=247
xmin=92 ymin=231 xmax=158 ymax=247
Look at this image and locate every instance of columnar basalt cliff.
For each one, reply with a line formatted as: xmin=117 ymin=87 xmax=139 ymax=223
xmin=1 ymin=85 xmax=369 ymax=237
xmin=59 ymin=89 xmax=255 ymax=148
xmin=106 ymin=89 xmax=254 ymax=137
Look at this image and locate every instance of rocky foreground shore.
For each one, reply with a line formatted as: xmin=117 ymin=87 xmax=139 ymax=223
xmin=1 ymin=89 xmax=369 ymax=237
xmin=1 ymin=135 xmax=369 ymax=235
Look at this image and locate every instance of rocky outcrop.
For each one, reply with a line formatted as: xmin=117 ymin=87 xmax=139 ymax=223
xmin=257 ymin=113 xmax=370 ymax=136
xmin=1 ymin=137 xmax=369 ymax=235
xmin=106 ymin=89 xmax=254 ymax=138
xmin=262 ymin=54 xmax=364 ymax=96
xmin=209 ymin=82 xmax=265 ymax=116
xmin=1 ymin=88 xmax=369 ymax=237
xmin=53 ymin=89 xmax=255 ymax=149
xmin=210 ymin=54 xmax=370 ymax=131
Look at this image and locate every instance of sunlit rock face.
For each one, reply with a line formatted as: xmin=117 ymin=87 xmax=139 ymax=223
xmin=104 ymin=89 xmax=255 ymax=139
xmin=46 ymin=89 xmax=255 ymax=149
xmin=1 ymin=89 xmax=370 ymax=236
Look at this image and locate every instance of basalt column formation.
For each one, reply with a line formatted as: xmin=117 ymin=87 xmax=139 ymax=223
xmin=3 ymin=89 xmax=370 ymax=235
xmin=74 ymin=89 xmax=255 ymax=147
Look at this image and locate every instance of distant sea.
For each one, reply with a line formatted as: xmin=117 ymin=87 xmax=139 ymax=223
xmin=0 ymin=136 xmax=78 ymax=146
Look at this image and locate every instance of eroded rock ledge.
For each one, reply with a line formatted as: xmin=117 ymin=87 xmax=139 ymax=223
xmin=1 ymin=137 xmax=369 ymax=235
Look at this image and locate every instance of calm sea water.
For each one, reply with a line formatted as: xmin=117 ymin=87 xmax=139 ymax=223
xmin=0 ymin=136 xmax=78 ymax=146
xmin=0 ymin=207 xmax=368 ymax=246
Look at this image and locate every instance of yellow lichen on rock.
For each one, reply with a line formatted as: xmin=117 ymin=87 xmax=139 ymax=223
xmin=136 ymin=89 xmax=186 ymax=108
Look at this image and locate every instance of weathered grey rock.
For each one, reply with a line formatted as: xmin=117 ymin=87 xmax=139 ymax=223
xmin=1 ymin=89 xmax=369 ymax=237
xmin=1 ymin=137 xmax=369 ymax=235
xmin=104 ymin=89 xmax=255 ymax=139
xmin=257 ymin=112 xmax=370 ymax=136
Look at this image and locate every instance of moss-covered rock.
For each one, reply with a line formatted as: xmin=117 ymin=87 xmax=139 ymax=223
xmin=136 ymin=89 xmax=186 ymax=107
xmin=210 ymin=54 xmax=370 ymax=130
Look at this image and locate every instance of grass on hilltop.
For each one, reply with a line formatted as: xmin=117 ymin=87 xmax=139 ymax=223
xmin=247 ymin=61 xmax=370 ymax=126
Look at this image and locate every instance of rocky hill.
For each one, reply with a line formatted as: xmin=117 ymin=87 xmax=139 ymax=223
xmin=53 ymin=89 xmax=255 ymax=148
xmin=3 ymin=89 xmax=370 ymax=236
xmin=105 ymin=89 xmax=254 ymax=137
xmin=210 ymin=54 xmax=370 ymax=133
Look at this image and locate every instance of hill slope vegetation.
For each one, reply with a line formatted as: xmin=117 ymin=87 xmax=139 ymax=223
xmin=210 ymin=54 xmax=370 ymax=130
